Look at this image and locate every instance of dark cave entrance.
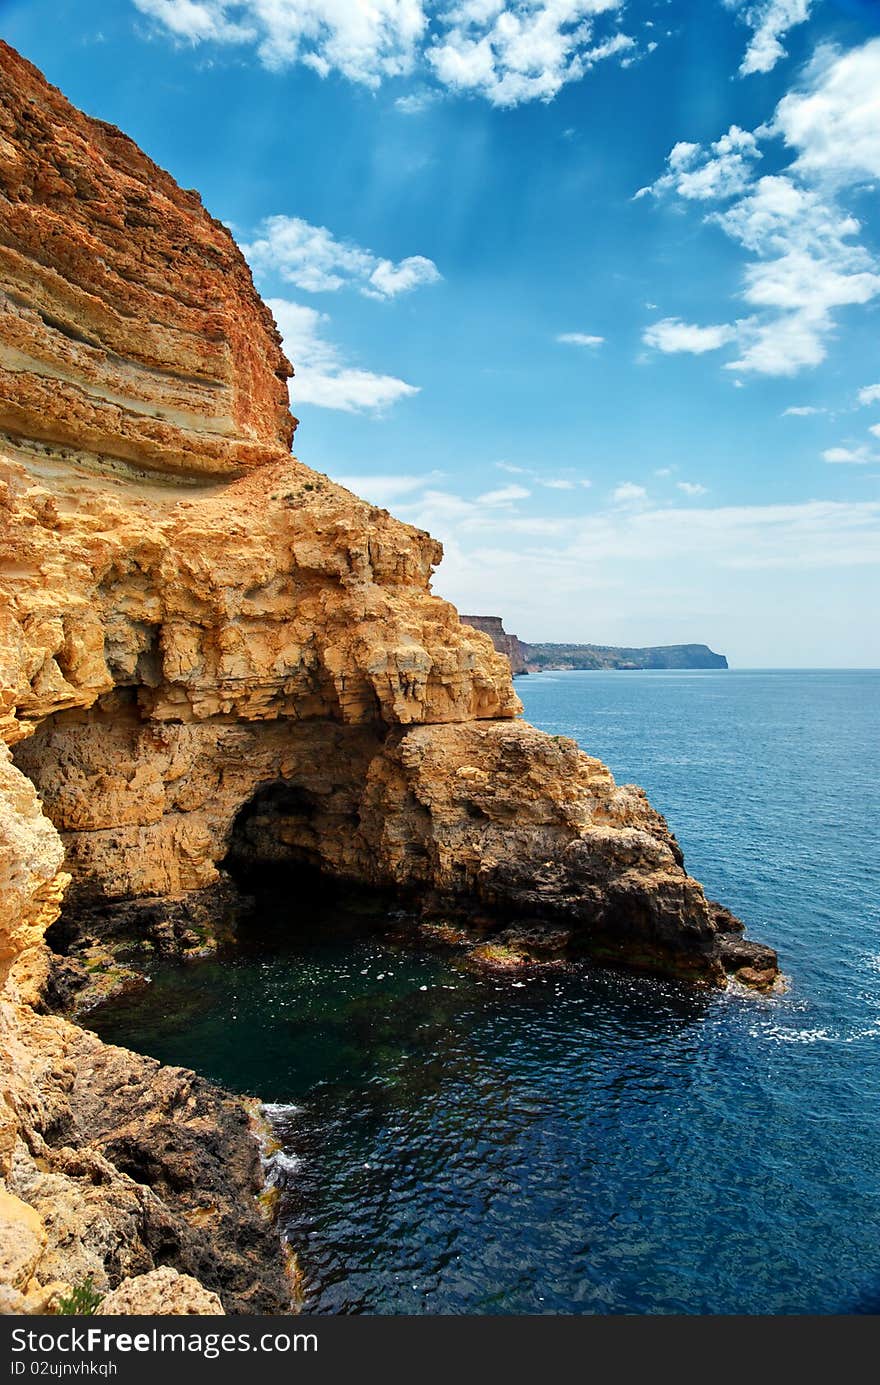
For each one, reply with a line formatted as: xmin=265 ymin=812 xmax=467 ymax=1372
xmin=223 ymin=780 xmax=327 ymax=877
xmin=220 ymin=779 xmax=399 ymax=939
xmin=221 ymin=779 xmax=342 ymax=919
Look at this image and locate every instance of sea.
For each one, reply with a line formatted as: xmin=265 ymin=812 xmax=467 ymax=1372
xmin=86 ymin=669 xmax=880 ymax=1314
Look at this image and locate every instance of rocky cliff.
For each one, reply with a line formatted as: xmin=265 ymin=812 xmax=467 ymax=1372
xmin=460 ymin=617 xmax=728 ymax=673
xmin=0 ymin=42 xmax=777 ymax=1315
xmin=459 ymin=616 xmax=529 ymax=675
xmin=524 ymin=642 xmax=729 ymax=671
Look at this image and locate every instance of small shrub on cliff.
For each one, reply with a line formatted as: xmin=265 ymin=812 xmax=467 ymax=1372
xmin=56 ymin=1275 xmax=103 ymax=1316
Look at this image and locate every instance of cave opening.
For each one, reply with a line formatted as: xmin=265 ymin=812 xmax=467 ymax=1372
xmin=220 ymin=778 xmax=403 ymax=948
xmin=223 ymin=779 xmax=327 ymax=880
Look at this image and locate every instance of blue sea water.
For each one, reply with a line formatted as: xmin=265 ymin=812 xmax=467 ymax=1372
xmin=86 ymin=669 xmax=880 ymax=1314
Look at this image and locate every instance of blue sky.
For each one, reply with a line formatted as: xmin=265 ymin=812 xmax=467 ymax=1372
xmin=2 ymin=0 xmax=880 ymax=665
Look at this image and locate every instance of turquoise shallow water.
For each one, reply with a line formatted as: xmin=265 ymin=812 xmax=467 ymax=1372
xmin=87 ymin=669 xmax=880 ymax=1314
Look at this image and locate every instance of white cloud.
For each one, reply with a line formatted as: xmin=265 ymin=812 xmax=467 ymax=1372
xmin=135 ymin=0 xmax=427 ymax=85
xmin=477 ymin=483 xmax=531 ymax=504
xmin=643 ymin=318 xmax=737 ymax=354
xmin=636 ymin=125 xmax=761 ymax=201
xmin=242 ymin=215 xmax=440 ymax=298
xmin=267 ymin=296 xmax=419 ymax=413
xmin=727 ymin=305 xmax=828 ymax=377
xmin=403 ymin=492 xmax=880 ymax=571
xmin=858 ymin=384 xmax=880 ymax=407
xmin=641 ymin=42 xmax=880 ymax=378
xmin=717 ymin=174 xmax=880 ymax=375
xmin=870 ymin=425 xmax=880 ymax=440
xmin=133 ymin=0 xmax=638 ymax=103
xmin=556 ymin=331 xmax=605 ymax=347
xmin=783 ymin=405 xmax=825 ymax=415
xmin=428 ymin=3 xmax=634 ymax=108
xmin=612 ymin=481 xmax=648 ymax=505
xmin=369 ymin=254 xmax=442 ymax=297
xmin=724 ymin=0 xmax=813 ymax=78
xmin=132 ymin=0 xmax=254 ymax=42
xmin=495 ymin=461 xmax=590 ymax=489
xmin=379 ymin=484 xmax=880 ymax=663
xmin=677 ymin=481 xmax=708 ymax=495
xmin=394 ymin=87 xmax=439 ymax=113
xmin=333 ymin=471 xmax=444 ymax=505
xmin=823 ymin=445 xmax=873 ymax=464
xmin=772 ymin=39 xmax=880 ymax=183
xmin=396 ymin=491 xmax=880 ymax=654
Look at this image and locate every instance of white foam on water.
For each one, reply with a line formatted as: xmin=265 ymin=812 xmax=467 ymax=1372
xmin=751 ymin=1019 xmax=880 ymax=1046
xmin=262 ymin=1101 xmax=301 ymax=1120
xmin=751 ymin=1025 xmax=836 ymax=1044
xmin=270 ymin=1149 xmax=301 ymax=1174
xmin=263 ymin=1148 xmax=302 ymax=1185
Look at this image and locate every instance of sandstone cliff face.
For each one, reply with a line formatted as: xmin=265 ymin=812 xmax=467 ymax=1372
xmin=0 ymin=43 xmax=776 ymax=1314
xmin=459 ymin=615 xmax=529 ymax=676
xmin=0 ymin=43 xmax=292 ymax=480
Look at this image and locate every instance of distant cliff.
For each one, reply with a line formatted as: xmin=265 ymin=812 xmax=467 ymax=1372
xmin=459 ymin=616 xmax=530 ymax=675
xmin=524 ymin=642 xmax=728 ymax=670
xmin=460 ymin=618 xmax=728 ymax=672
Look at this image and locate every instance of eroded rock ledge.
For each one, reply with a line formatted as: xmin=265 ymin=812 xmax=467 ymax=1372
xmin=0 ymin=41 xmax=777 ymax=1314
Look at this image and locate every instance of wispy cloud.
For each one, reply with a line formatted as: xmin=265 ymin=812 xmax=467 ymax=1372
xmin=642 ymin=318 xmax=737 ymax=354
xmin=394 ymin=87 xmax=439 ymax=114
xmin=393 ymin=492 xmax=880 ymax=633
xmin=720 ymin=176 xmax=880 ymax=376
xmin=428 ymin=4 xmax=635 ymax=108
xmin=133 ymin=0 xmax=426 ymax=85
xmin=858 ymin=384 xmax=880 ymax=407
xmin=132 ymin=0 xmax=255 ymax=44
xmin=333 ymin=471 xmax=445 ymax=506
xmin=128 ymin=1 xmax=640 ymax=103
xmin=243 ymin=215 xmax=440 ymax=299
xmin=724 ymin=0 xmax=813 ymax=77
xmin=774 ymin=40 xmax=880 ymax=184
xmin=612 ymin=481 xmax=648 ymax=505
xmin=823 ymin=445 xmax=874 ymax=464
xmin=268 ymin=297 xmax=419 ymax=414
xmin=495 ymin=461 xmax=591 ymax=489
xmin=640 ymin=40 xmax=880 ymax=378
xmin=132 ymin=1 xmax=639 ymax=105
xmin=399 ymin=491 xmax=880 ymax=569
xmin=477 ymin=483 xmax=531 ymax=505
xmin=556 ymin=331 xmax=605 ymax=347
xmin=783 ymin=404 xmax=825 ymax=416
xmin=636 ymin=125 xmax=761 ymax=201
xmin=677 ymin=481 xmax=708 ymax=495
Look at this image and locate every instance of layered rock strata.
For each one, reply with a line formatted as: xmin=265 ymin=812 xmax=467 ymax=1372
xmin=0 ymin=43 xmax=293 ymax=480
xmin=0 ymin=42 xmax=777 ymax=1313
xmin=459 ymin=615 xmax=529 ymax=675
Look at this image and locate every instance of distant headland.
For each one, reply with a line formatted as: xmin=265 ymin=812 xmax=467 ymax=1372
xmin=459 ymin=616 xmax=728 ymax=673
